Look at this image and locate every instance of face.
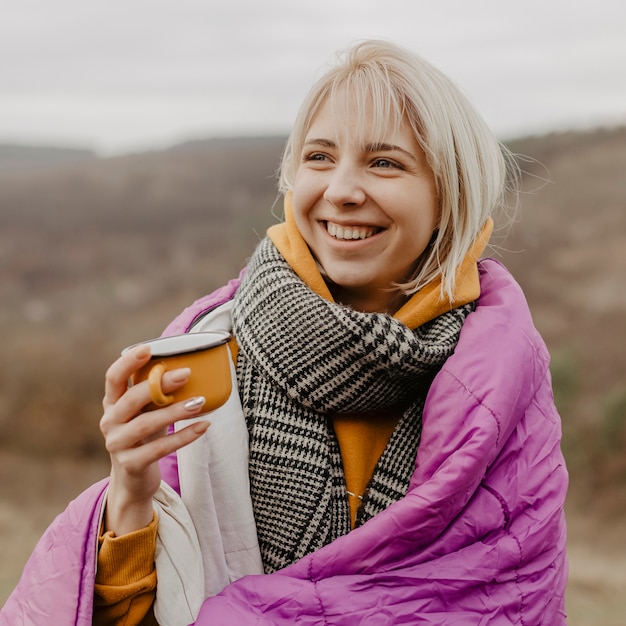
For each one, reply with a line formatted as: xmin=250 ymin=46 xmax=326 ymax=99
xmin=292 ymin=98 xmax=439 ymax=314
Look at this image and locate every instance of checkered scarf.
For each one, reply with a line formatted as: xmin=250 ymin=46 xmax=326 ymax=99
xmin=232 ymin=237 xmax=473 ymax=572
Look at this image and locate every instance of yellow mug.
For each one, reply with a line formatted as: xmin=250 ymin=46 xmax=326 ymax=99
xmin=124 ymin=331 xmax=232 ymax=413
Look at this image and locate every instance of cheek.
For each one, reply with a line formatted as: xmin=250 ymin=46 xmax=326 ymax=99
xmin=291 ymin=175 xmax=318 ymax=224
xmin=290 ymin=190 xmax=313 ymax=239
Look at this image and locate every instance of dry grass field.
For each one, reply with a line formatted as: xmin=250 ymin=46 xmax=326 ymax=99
xmin=1 ymin=129 xmax=625 ymax=622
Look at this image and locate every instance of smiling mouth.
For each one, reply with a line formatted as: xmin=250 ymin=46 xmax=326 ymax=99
xmin=325 ymin=221 xmax=380 ymax=241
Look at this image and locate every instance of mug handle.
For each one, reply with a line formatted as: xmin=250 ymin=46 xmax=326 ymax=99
xmin=148 ymin=362 xmax=175 ymax=407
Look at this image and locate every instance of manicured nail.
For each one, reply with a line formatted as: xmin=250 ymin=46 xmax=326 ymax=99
xmin=184 ymin=396 xmax=206 ymax=412
xmin=192 ymin=420 xmax=211 ymax=434
xmin=135 ymin=344 xmax=151 ymax=359
xmin=171 ymin=367 xmax=191 ymax=383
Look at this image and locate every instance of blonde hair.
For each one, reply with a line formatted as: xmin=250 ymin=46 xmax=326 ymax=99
xmin=279 ymin=39 xmax=518 ymax=300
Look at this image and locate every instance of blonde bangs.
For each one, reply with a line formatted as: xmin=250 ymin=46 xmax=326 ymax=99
xmin=279 ymin=51 xmax=409 ymax=192
xmin=325 ymin=65 xmax=407 ymax=150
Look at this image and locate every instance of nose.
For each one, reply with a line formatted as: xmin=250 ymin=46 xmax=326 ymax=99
xmin=323 ymin=163 xmax=366 ymax=208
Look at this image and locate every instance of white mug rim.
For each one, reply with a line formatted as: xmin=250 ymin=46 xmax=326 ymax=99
xmin=122 ymin=331 xmax=230 ymax=357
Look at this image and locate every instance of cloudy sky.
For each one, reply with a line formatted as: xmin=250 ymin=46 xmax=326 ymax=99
xmin=1 ymin=0 xmax=625 ymax=155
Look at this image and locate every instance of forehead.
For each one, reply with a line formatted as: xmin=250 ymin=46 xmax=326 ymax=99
xmin=304 ymin=86 xmax=409 ymax=147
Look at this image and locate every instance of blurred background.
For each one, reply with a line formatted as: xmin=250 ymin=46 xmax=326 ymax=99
xmin=1 ymin=1 xmax=625 ymax=623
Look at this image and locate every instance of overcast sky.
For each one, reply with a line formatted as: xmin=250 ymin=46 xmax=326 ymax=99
xmin=1 ymin=0 xmax=625 ymax=155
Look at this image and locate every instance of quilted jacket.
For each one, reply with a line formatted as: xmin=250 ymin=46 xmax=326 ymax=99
xmin=1 ymin=259 xmax=568 ymax=625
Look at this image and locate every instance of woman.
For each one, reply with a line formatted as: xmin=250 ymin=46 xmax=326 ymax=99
xmin=2 ymin=40 xmax=568 ymax=625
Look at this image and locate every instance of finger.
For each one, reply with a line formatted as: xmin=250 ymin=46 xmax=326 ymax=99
xmin=112 ymin=418 xmax=211 ymax=472
xmin=103 ymin=344 xmax=152 ymax=410
xmin=103 ymin=393 xmax=206 ymax=451
xmin=102 ymin=367 xmax=193 ymax=431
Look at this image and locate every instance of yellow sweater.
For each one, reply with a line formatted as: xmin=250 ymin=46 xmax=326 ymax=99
xmin=95 ymin=202 xmax=491 ymax=624
xmin=94 ymin=515 xmax=159 ymax=626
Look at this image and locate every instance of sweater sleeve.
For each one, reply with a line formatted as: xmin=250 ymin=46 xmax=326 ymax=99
xmin=93 ymin=513 xmax=159 ymax=626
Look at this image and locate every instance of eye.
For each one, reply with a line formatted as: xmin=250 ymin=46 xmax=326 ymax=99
xmin=303 ymin=152 xmax=328 ymax=162
xmin=372 ymin=158 xmax=402 ymax=169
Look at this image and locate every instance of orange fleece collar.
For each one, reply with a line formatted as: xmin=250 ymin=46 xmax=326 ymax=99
xmin=267 ymin=195 xmax=492 ymax=330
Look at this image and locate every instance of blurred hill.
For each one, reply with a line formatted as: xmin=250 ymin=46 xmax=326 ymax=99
xmin=504 ymin=127 xmax=626 ymax=504
xmin=0 ymin=144 xmax=96 ymax=170
xmin=0 ymin=135 xmax=285 ymax=457
xmin=0 ymin=129 xmax=624 ymax=504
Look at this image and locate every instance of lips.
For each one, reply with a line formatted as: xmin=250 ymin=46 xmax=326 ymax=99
xmin=325 ymin=220 xmax=379 ymax=241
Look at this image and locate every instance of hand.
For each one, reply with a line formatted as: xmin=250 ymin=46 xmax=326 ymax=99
xmin=100 ymin=343 xmax=210 ymax=535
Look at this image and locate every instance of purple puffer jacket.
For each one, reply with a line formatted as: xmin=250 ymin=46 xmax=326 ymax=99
xmin=1 ymin=259 xmax=568 ymax=625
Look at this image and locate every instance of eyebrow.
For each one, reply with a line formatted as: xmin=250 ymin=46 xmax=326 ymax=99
xmin=303 ymin=138 xmax=336 ymax=148
xmin=366 ymin=142 xmax=418 ymax=163
xmin=303 ymin=138 xmax=418 ymax=163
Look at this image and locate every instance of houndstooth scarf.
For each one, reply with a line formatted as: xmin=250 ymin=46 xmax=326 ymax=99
xmin=232 ymin=237 xmax=474 ymax=573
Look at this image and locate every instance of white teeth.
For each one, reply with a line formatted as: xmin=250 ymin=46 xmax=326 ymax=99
xmin=327 ymin=221 xmax=376 ymax=240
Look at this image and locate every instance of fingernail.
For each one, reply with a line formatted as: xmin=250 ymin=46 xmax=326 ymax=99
xmin=192 ymin=420 xmax=211 ymax=434
xmin=171 ymin=367 xmax=191 ymax=383
xmin=135 ymin=344 xmax=151 ymax=359
xmin=184 ymin=396 xmax=206 ymax=412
